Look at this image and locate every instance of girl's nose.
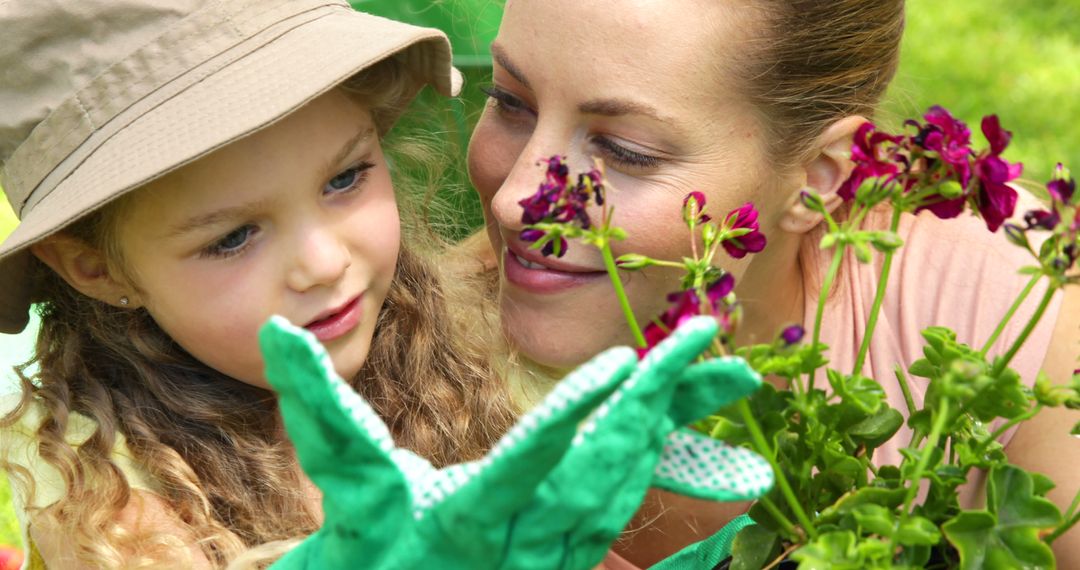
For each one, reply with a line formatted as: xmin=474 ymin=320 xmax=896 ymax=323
xmin=286 ymin=224 xmax=351 ymax=292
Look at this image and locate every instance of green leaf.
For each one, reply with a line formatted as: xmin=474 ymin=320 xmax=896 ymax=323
xmin=942 ymin=465 xmax=1062 ymax=570
xmin=818 ymin=487 xmax=906 ymax=525
xmin=849 ymin=407 xmax=904 ymax=449
xmin=1071 ymin=420 xmax=1080 ymax=437
xmin=851 ymin=504 xmax=896 ymax=537
xmin=827 ymin=370 xmax=885 ymax=418
xmin=895 ymin=516 xmax=941 ymax=547
xmin=729 ymin=525 xmax=780 ymax=570
xmin=789 ymin=530 xmax=867 ymax=569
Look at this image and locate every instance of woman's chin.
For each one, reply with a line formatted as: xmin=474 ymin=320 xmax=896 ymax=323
xmin=499 ymin=298 xmax=632 ymax=373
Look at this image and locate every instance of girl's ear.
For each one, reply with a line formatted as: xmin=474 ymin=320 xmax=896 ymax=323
xmin=778 ymin=115 xmax=866 ymax=235
xmin=30 ymin=235 xmax=138 ymax=308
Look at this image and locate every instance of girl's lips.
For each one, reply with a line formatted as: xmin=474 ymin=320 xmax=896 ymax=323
xmin=304 ymin=294 xmax=363 ymax=342
xmin=503 ymin=247 xmax=607 ymax=294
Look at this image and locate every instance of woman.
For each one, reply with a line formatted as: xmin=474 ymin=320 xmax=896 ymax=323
xmin=463 ymin=0 xmax=1080 ymax=566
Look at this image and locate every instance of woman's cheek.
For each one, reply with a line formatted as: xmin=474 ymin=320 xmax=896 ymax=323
xmin=468 ymin=115 xmax=523 ymax=206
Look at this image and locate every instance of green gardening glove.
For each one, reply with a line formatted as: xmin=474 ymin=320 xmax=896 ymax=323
xmin=261 ymin=316 xmax=772 ymax=569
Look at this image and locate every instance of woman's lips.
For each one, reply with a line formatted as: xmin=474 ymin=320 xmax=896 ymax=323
xmin=502 ymin=246 xmax=607 ymax=294
xmin=304 ymin=294 xmax=363 ymax=342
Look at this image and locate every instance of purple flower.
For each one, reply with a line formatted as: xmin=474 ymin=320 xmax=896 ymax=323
xmin=838 ymin=122 xmax=903 ymax=201
xmin=518 ymin=155 xmax=598 ymax=257
xmin=682 ymin=191 xmax=712 ymax=224
xmin=970 ymin=116 xmax=1022 ymax=232
xmin=1024 ymin=209 xmax=1060 ymax=231
xmin=912 ymin=106 xmax=974 ymax=188
xmin=780 ymin=325 xmax=805 ymax=346
xmin=1048 ymin=164 xmax=1076 ymax=205
xmin=637 ymin=273 xmax=736 ymax=358
xmin=721 ymin=203 xmax=767 ymax=259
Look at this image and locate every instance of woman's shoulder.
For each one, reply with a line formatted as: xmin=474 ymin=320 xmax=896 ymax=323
xmin=875 ymin=197 xmax=1061 ymax=374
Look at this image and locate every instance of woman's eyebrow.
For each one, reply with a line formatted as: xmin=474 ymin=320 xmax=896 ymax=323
xmin=578 ymin=98 xmax=676 ymax=125
xmin=490 ymin=43 xmax=531 ymax=89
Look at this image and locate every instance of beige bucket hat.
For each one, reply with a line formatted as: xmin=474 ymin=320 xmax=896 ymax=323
xmin=0 ymin=0 xmax=462 ymax=333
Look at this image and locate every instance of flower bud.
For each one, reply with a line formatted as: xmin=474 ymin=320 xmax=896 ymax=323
xmin=1002 ymin=223 xmax=1030 ymax=250
xmin=800 ymin=190 xmax=827 ymax=213
xmin=853 ymin=241 xmax=874 ymax=264
xmin=683 ymin=191 xmax=709 ymax=226
xmin=938 ymin=180 xmax=965 ymax=199
xmin=869 ymin=231 xmax=904 ymax=253
xmin=780 ymin=325 xmax=805 ymax=346
xmin=615 ymin=254 xmax=656 ymax=270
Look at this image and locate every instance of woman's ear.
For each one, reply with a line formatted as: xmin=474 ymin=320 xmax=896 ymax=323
xmin=778 ymin=115 xmax=867 ymax=235
xmin=30 ymin=235 xmax=139 ymax=308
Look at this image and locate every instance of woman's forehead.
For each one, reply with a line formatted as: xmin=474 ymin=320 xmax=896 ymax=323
xmin=498 ymin=0 xmax=752 ymax=99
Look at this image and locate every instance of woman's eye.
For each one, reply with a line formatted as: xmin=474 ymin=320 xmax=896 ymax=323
xmin=481 ymin=86 xmax=534 ymax=118
xmin=202 ymin=225 xmax=258 ymax=259
xmin=325 ymin=163 xmax=374 ymax=195
xmin=591 ymin=136 xmax=663 ymax=169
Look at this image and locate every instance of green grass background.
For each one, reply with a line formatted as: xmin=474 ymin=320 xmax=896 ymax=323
xmin=0 ymin=0 xmax=1077 ymax=551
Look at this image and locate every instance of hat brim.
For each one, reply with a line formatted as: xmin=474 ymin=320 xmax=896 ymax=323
xmin=0 ymin=9 xmax=459 ymax=333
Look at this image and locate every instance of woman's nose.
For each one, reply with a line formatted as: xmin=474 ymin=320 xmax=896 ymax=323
xmin=286 ymin=224 xmax=352 ymax=292
xmin=489 ymin=138 xmax=577 ymax=232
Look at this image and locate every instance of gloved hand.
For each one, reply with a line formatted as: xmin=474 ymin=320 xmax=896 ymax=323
xmin=260 ymin=316 xmax=772 ymax=570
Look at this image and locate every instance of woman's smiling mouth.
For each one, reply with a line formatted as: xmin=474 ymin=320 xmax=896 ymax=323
xmin=503 ymin=242 xmax=607 ymax=294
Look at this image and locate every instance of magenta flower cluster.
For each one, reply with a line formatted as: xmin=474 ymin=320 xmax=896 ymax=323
xmin=1007 ymin=164 xmax=1079 ymax=271
xmin=842 ymin=106 xmax=1023 ymax=232
xmin=639 ymin=273 xmax=737 ymax=357
xmin=518 ymin=156 xmax=603 ymax=257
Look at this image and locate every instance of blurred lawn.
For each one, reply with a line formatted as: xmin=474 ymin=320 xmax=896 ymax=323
xmin=0 ymin=0 xmax=1078 ymax=553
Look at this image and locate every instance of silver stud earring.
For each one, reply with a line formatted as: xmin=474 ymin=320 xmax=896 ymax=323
xmin=119 ymin=296 xmax=130 ymax=306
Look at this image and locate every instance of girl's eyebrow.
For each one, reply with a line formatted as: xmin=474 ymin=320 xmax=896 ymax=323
xmin=168 ymin=200 xmax=271 ymax=237
xmin=324 ymin=124 xmax=376 ymax=177
xmin=169 ymin=125 xmax=376 ymax=238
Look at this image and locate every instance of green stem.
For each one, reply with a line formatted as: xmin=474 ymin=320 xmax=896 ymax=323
xmin=1063 ymin=485 xmax=1080 ymax=523
xmin=979 ymin=273 xmax=1041 ymax=357
xmin=981 ymin=405 xmax=1043 ymax=454
xmin=600 ymin=242 xmax=646 ymax=348
xmin=990 ymin=286 xmax=1058 ymax=377
xmin=894 ymin=365 xmax=917 ymax=417
xmin=852 ymin=208 xmax=903 ymax=376
xmin=1046 ymin=501 xmax=1080 ymax=545
xmin=808 ymin=245 xmax=846 ymax=391
xmin=902 ymin=398 xmax=949 ymax=514
xmin=737 ymin=399 xmax=818 ymax=538
xmin=757 ymin=495 xmax=801 ymax=542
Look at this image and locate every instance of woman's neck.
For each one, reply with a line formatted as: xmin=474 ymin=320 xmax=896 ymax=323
xmin=733 ymin=230 xmax=807 ymax=347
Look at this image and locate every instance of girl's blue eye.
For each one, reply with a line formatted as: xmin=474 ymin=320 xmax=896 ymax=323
xmin=203 ymin=224 xmax=258 ymax=259
xmin=325 ymin=163 xmax=374 ymax=195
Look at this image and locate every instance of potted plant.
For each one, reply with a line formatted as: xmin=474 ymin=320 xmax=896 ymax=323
xmin=518 ymin=106 xmax=1080 ymax=569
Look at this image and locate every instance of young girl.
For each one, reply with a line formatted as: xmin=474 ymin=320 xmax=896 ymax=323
xmin=0 ymin=1 xmax=523 ymax=566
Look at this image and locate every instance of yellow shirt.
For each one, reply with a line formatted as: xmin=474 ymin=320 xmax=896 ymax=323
xmin=0 ymin=394 xmax=159 ymax=569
